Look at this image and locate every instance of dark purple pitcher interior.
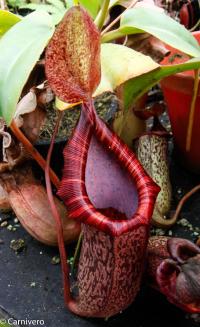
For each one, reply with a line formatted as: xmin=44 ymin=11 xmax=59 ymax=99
xmin=85 ymin=135 xmax=138 ymax=220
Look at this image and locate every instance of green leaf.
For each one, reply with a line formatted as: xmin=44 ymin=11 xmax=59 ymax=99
xmin=79 ymin=0 xmax=101 ymax=18
xmin=94 ymin=44 xmax=200 ymax=113
xmin=0 ymin=10 xmax=21 ymax=37
xmin=19 ymin=3 xmax=61 ymax=14
xmin=123 ymin=57 xmax=200 ymax=111
xmin=0 ymin=11 xmax=55 ymax=125
xmin=94 ymin=43 xmax=159 ymax=96
xmin=119 ymin=7 xmax=200 ymax=58
xmin=19 ymin=3 xmax=67 ymax=25
xmin=7 ymin=0 xmax=26 ymax=7
xmin=47 ymin=0 xmax=66 ymax=11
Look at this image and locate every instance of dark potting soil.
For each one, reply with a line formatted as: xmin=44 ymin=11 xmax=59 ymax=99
xmin=32 ymin=93 xmax=119 ymax=181
xmin=39 ymin=93 xmax=119 ymax=141
xmin=0 ymin=156 xmax=200 ymax=327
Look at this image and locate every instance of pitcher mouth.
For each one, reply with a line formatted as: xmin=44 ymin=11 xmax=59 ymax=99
xmin=58 ymin=104 xmax=160 ymax=237
xmin=97 ymin=207 xmax=128 ymax=220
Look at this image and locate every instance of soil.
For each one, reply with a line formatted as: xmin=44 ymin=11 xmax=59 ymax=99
xmin=39 ymin=93 xmax=119 ymax=141
xmin=0 ymin=155 xmax=200 ymax=326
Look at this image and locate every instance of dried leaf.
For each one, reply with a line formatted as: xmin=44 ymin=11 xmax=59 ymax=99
xmin=15 ymin=91 xmax=37 ymax=127
xmin=2 ymin=132 xmax=12 ymax=149
xmin=0 ymin=184 xmax=11 ymax=212
xmin=0 ymin=165 xmax=80 ymax=246
xmin=21 ymin=107 xmax=46 ymax=143
xmin=21 ymin=86 xmax=53 ymax=143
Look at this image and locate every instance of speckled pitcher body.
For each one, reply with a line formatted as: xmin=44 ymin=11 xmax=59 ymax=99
xmin=58 ymin=103 xmax=159 ymax=317
xmin=77 ymin=224 xmax=148 ymax=317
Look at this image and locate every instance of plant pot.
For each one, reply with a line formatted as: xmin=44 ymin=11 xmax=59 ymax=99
xmin=35 ymin=137 xmax=66 ymax=179
xmin=160 ymin=31 xmax=200 ymax=173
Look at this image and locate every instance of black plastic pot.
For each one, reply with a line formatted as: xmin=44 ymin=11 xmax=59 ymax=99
xmin=34 ymin=137 xmax=66 ymax=179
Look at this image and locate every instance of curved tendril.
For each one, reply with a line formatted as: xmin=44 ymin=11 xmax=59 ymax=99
xmin=45 ymin=111 xmax=73 ymax=306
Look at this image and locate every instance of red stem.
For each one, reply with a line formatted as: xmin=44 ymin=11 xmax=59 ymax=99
xmin=171 ymin=183 xmax=200 ymax=223
xmin=44 ymin=111 xmax=73 ymax=306
xmin=10 ymin=121 xmax=60 ymax=189
xmin=186 ymin=69 xmax=199 ymax=152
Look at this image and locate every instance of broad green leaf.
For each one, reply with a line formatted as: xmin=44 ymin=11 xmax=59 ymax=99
xmin=7 ymin=0 xmax=26 ymax=6
xmin=94 ymin=43 xmax=159 ymax=96
xmin=0 ymin=10 xmax=21 ymax=37
xmin=0 ymin=11 xmax=55 ymax=125
xmin=79 ymin=0 xmax=101 ymax=18
xmin=19 ymin=0 xmax=68 ymax=25
xmin=119 ymin=7 xmax=200 ymax=58
xmin=19 ymin=3 xmax=67 ymax=25
xmin=123 ymin=57 xmax=200 ymax=111
xmin=19 ymin=3 xmax=62 ymax=14
xmin=20 ymin=0 xmax=100 ymax=23
xmin=47 ymin=0 xmax=66 ymax=11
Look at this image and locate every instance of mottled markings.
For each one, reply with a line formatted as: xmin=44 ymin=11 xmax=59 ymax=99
xmin=45 ymin=6 xmax=101 ymax=103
